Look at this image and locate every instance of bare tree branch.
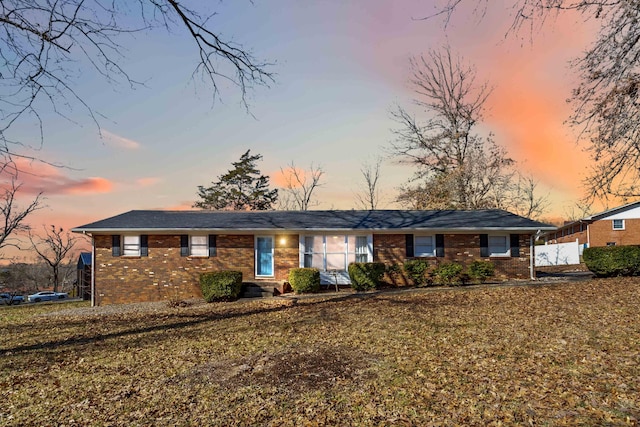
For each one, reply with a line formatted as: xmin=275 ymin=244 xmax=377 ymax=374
xmin=355 ymin=157 xmax=383 ymax=210
xmin=29 ymin=225 xmax=78 ymax=292
xmin=278 ymin=162 xmax=324 ymax=211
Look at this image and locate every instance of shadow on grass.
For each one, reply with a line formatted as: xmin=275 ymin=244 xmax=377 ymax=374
xmin=0 ymin=292 xmax=381 ymax=356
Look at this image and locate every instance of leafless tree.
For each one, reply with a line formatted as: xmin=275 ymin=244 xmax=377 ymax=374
xmin=0 ymin=0 xmax=273 ymax=163
xmin=29 ymin=225 xmax=78 ymax=292
xmin=508 ymin=173 xmax=550 ymax=220
xmin=0 ymin=162 xmax=43 ymax=258
xmin=563 ymin=200 xmax=594 ymax=222
xmin=278 ymin=162 xmax=324 ymax=211
xmin=432 ymin=1 xmax=640 ymax=202
xmin=390 ymin=46 xmax=514 ymax=210
xmin=355 ymin=157 xmax=383 ymax=210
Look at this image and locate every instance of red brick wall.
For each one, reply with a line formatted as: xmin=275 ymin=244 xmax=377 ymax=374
xmin=94 ymin=234 xmax=298 ymax=306
xmin=588 ymin=218 xmax=640 ymax=247
xmin=552 ymin=230 xmax=587 ymax=245
xmin=94 ymin=232 xmax=533 ymax=305
xmin=373 ymin=233 xmax=532 ymax=284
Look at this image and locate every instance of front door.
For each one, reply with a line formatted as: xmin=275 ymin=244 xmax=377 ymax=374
xmin=255 ymin=236 xmax=274 ymax=277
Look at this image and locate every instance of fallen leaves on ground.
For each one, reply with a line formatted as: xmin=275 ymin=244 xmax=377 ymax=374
xmin=1 ymin=278 xmax=639 ymax=426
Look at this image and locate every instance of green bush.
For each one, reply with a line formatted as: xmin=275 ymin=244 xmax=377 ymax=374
xmin=433 ymin=262 xmax=464 ymax=285
xmin=583 ymin=245 xmax=640 ymax=277
xmin=348 ymin=262 xmax=386 ymax=291
xmin=403 ymin=259 xmax=431 ymax=287
xmin=200 ymin=270 xmax=243 ymax=302
xmin=466 ymin=260 xmax=495 ymax=283
xmin=289 ymin=268 xmax=320 ymax=293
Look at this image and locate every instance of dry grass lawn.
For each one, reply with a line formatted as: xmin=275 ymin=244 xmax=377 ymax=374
xmin=1 ymin=278 xmax=639 ymax=426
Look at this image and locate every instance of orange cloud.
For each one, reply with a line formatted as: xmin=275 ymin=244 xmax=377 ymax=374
xmin=135 ymin=177 xmax=161 ymax=187
xmin=102 ymin=130 xmax=142 ymax=150
xmin=1 ymin=158 xmax=114 ymax=195
xmin=160 ymin=202 xmax=197 ymax=211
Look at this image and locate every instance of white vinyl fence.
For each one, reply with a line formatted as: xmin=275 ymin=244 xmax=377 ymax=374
xmin=535 ymin=240 xmax=581 ymax=267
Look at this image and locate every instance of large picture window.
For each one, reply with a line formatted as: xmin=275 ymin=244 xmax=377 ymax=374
xmin=302 ymin=235 xmax=371 ymax=270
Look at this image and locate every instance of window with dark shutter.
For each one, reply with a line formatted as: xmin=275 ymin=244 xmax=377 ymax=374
xmin=480 ymin=234 xmax=489 ymax=258
xmin=208 ymin=235 xmax=217 ymax=257
xmin=405 ymin=234 xmax=414 ymax=258
xmin=112 ymin=235 xmax=121 ymax=257
xmin=140 ymin=235 xmax=149 ymax=257
xmin=180 ymin=235 xmax=189 ymax=257
xmin=435 ymin=234 xmax=445 ymax=257
xmin=510 ymin=234 xmax=520 ymax=258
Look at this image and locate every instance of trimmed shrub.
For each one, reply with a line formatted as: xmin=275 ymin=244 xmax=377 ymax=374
xmin=466 ymin=260 xmax=495 ymax=283
xmin=200 ymin=270 xmax=243 ymax=302
xmin=348 ymin=262 xmax=386 ymax=291
xmin=433 ymin=262 xmax=464 ymax=285
xmin=289 ymin=268 xmax=320 ymax=293
xmin=583 ymin=245 xmax=640 ymax=277
xmin=403 ymin=259 xmax=431 ymax=287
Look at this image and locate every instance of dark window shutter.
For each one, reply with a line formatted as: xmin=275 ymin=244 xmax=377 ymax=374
xmin=209 ymin=235 xmax=217 ymax=257
xmin=180 ymin=235 xmax=189 ymax=257
xmin=140 ymin=235 xmax=148 ymax=257
xmin=510 ymin=234 xmax=520 ymax=258
xmin=435 ymin=234 xmax=445 ymax=258
xmin=112 ymin=235 xmax=121 ymax=257
xmin=405 ymin=234 xmax=414 ymax=258
xmin=480 ymin=234 xmax=489 ymax=258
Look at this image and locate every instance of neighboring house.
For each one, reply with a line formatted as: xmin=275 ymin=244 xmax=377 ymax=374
xmin=76 ymin=252 xmax=92 ymax=301
xmin=545 ymin=201 xmax=640 ymax=248
xmin=71 ymin=209 xmax=555 ymax=306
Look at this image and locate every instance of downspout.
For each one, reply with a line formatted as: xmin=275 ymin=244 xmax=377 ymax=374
xmin=91 ymin=235 xmax=96 ymax=307
xmin=530 ymin=234 xmax=535 ymax=280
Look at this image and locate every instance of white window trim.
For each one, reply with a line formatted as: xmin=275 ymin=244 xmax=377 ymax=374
xmin=122 ymin=235 xmax=141 ymax=257
xmin=299 ymin=234 xmax=373 ymax=270
xmin=612 ymin=219 xmax=625 ymax=230
xmin=414 ymin=235 xmax=436 ymax=257
xmin=488 ymin=234 xmax=510 ymax=258
xmin=189 ymin=235 xmax=209 ymax=257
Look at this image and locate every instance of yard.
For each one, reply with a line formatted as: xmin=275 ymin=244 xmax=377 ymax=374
xmin=1 ymin=279 xmax=639 ymax=426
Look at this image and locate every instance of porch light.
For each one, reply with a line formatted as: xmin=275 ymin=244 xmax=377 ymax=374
xmin=280 ymin=237 xmax=287 ymax=245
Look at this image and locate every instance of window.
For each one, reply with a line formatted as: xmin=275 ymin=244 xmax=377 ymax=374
xmin=613 ymin=219 xmax=625 ymax=230
xmin=488 ymin=235 xmax=509 ymax=257
xmin=606 ymin=242 xmax=616 ymax=246
xmin=414 ymin=235 xmax=435 ymax=257
xmin=302 ymin=235 xmax=370 ymax=270
xmin=355 ymin=236 xmax=368 ymax=263
xmin=190 ymin=235 xmax=208 ymax=256
xmin=123 ymin=235 xmax=141 ymax=256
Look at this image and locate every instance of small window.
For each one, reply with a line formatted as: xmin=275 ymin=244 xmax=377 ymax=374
xmin=123 ymin=235 xmax=141 ymax=256
xmin=606 ymin=242 xmax=616 ymax=246
xmin=488 ymin=235 xmax=509 ymax=257
xmin=612 ymin=219 xmax=625 ymax=230
xmin=415 ymin=235 xmax=435 ymax=257
xmin=190 ymin=236 xmax=208 ymax=256
xmin=355 ymin=236 xmax=368 ymax=263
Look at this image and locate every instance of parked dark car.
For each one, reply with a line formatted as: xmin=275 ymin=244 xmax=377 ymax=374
xmin=28 ymin=291 xmax=68 ymax=303
xmin=0 ymin=292 xmax=25 ymax=305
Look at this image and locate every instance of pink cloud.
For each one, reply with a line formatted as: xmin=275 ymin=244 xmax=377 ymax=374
xmin=1 ymin=158 xmax=114 ymax=196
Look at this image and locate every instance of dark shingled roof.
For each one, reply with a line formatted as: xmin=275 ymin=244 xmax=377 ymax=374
xmin=72 ymin=210 xmax=555 ymax=233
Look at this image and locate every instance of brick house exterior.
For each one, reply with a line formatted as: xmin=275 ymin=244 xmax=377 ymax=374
xmin=544 ymin=201 xmax=640 ymax=248
xmin=73 ymin=210 xmax=554 ymax=306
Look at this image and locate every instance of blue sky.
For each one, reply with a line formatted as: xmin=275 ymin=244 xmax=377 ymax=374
xmin=4 ymin=0 xmax=598 ymax=260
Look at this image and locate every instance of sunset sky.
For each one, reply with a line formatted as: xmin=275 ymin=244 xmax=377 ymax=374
xmin=3 ymin=1 xmax=602 ymax=260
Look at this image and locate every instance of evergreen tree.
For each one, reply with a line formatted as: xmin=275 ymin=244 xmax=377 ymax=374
xmin=194 ymin=150 xmax=278 ymax=210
